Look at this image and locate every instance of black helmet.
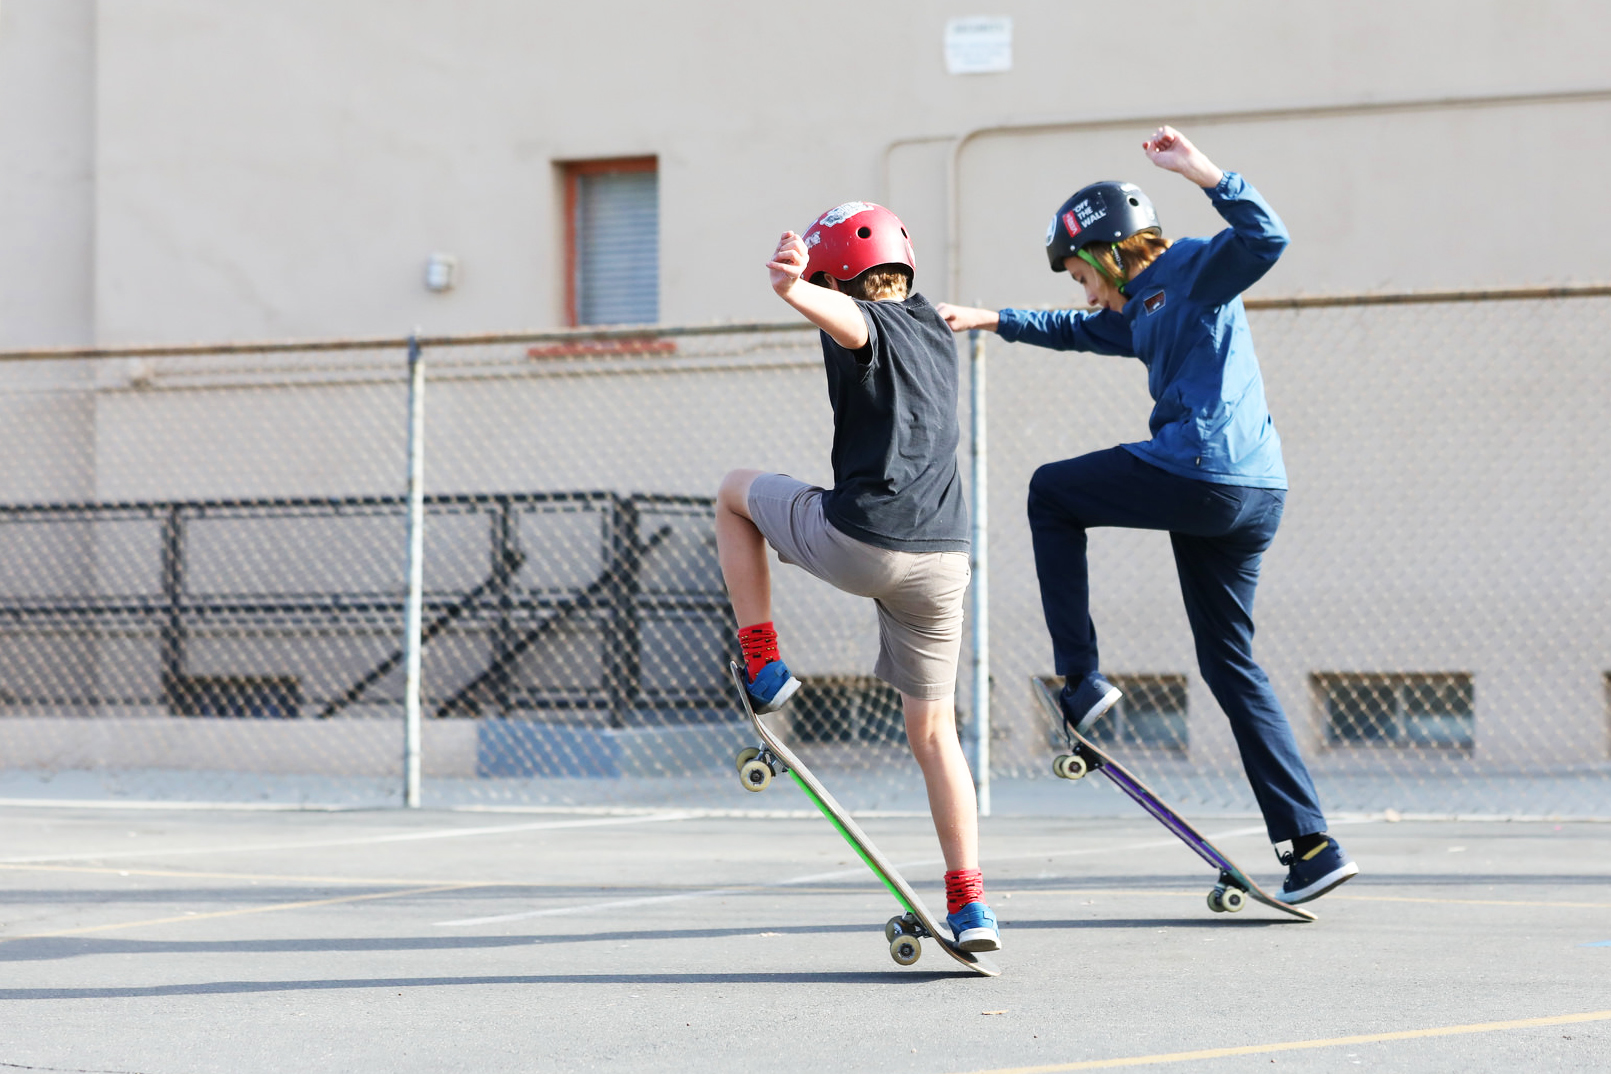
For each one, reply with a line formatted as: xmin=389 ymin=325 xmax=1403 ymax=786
xmin=1044 ymin=181 xmax=1160 ymax=273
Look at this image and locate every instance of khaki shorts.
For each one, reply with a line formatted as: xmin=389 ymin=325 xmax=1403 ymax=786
xmin=747 ymin=473 xmax=970 ymax=700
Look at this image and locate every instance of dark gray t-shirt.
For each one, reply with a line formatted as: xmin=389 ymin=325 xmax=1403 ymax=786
xmin=818 ymin=293 xmax=971 ymax=553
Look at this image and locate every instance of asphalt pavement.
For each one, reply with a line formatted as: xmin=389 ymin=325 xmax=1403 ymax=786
xmin=1 ymin=805 xmax=1607 ymax=1073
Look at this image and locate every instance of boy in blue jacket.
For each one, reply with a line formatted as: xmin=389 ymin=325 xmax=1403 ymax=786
xmin=939 ymin=126 xmax=1356 ymax=904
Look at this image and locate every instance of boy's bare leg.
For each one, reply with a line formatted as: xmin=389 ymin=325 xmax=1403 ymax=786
xmin=902 ymin=692 xmax=979 ymax=871
xmin=716 ymin=468 xmax=771 ymax=626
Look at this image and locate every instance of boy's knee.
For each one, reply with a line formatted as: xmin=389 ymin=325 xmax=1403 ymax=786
xmin=718 ymin=469 xmax=761 ymax=512
xmin=1026 ymin=466 xmax=1050 ymax=514
xmin=902 ymin=695 xmax=957 ymax=743
xmin=1027 ymin=463 xmax=1073 ymax=526
xmin=1198 ymin=652 xmax=1267 ymax=695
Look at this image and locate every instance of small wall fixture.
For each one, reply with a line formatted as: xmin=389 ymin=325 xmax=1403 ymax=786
xmin=424 ymin=253 xmax=459 ymax=293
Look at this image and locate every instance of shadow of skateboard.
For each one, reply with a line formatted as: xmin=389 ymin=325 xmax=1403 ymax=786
xmin=1031 ymin=676 xmax=1315 ymax=923
xmin=728 ymin=662 xmax=1000 ymax=976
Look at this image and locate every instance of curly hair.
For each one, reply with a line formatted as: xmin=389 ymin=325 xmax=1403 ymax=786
xmin=813 ymin=265 xmax=911 ymax=302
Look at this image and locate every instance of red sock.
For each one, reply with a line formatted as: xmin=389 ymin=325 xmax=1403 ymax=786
xmin=945 ymin=868 xmax=984 ymax=914
xmin=738 ymin=622 xmax=780 ymax=680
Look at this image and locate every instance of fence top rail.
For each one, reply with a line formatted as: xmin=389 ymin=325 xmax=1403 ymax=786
xmin=2 ymin=283 xmax=1608 ymax=362
xmin=0 ymin=320 xmax=818 ymax=363
xmin=0 ymin=490 xmax=714 ymax=517
xmin=1243 ymin=283 xmax=1611 ymax=311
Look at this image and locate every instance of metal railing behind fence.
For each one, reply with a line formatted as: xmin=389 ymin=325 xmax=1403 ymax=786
xmin=0 ymin=285 xmax=1607 ymax=817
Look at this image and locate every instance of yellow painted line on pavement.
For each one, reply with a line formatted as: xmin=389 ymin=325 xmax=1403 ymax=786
xmin=950 ymin=1009 xmax=1611 ymax=1073
xmin=0 ymin=882 xmax=487 ymax=942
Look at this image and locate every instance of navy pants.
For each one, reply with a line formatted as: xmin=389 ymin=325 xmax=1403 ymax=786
xmin=1027 ymin=446 xmax=1326 ymax=843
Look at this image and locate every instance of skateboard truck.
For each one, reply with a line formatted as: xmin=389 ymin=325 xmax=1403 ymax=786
xmin=883 ymin=912 xmax=928 ymax=966
xmin=733 ymin=746 xmax=785 ymax=792
xmin=1208 ymin=870 xmax=1248 ymax=913
xmin=1052 ymin=749 xmax=1095 ymax=781
xmin=1052 ymin=713 xmax=1102 ymax=781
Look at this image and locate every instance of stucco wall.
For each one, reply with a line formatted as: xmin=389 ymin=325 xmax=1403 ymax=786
xmin=0 ymin=2 xmax=1602 ymax=343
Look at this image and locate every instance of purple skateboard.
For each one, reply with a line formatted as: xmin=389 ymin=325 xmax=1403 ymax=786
xmin=1031 ymin=677 xmax=1315 ymax=922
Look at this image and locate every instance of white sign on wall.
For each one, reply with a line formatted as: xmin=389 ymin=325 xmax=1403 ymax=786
xmin=944 ymin=16 xmax=1013 ymax=75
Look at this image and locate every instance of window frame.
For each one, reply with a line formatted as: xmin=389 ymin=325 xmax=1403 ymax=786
xmin=1313 ymin=671 xmax=1476 ymax=750
xmin=560 ymin=155 xmax=658 ymax=327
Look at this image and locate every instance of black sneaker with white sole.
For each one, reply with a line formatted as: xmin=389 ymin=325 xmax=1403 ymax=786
xmin=1276 ymin=836 xmax=1359 ymax=904
xmin=1059 ymin=671 xmax=1122 ymax=734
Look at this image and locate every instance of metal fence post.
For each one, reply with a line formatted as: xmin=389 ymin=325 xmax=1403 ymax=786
xmin=159 ymin=504 xmax=185 ymax=714
xmin=403 ymin=332 xmax=427 ymax=807
xmin=969 ymin=328 xmax=991 ymax=817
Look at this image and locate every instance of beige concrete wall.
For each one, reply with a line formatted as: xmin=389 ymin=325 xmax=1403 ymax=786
xmin=943 ymin=97 xmax=1611 ymax=314
xmin=0 ymin=1 xmax=98 ymax=508
xmin=60 ymin=0 xmax=1611 ymax=344
xmin=0 ymin=3 xmax=1605 ymax=786
xmin=0 ymin=0 xmax=94 ymax=348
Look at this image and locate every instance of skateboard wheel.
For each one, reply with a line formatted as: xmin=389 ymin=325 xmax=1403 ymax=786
xmin=1053 ymin=754 xmax=1088 ymax=780
xmin=1221 ymin=887 xmax=1246 ymax=913
xmin=885 ymin=916 xmax=907 ymax=943
xmin=738 ymin=759 xmax=772 ymax=792
xmin=890 ymin=936 xmax=922 ymax=966
xmin=1207 ymin=889 xmax=1225 ymax=913
xmin=734 ymin=746 xmax=760 ymax=773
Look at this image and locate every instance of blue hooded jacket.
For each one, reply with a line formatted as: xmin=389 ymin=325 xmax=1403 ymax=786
xmin=996 ymin=171 xmax=1288 ymax=489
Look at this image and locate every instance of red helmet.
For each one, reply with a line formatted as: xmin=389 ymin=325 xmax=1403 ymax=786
xmin=802 ymin=202 xmax=916 ymax=283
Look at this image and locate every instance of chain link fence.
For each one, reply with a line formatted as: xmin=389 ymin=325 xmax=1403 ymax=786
xmin=0 ymin=287 xmax=1607 ymax=817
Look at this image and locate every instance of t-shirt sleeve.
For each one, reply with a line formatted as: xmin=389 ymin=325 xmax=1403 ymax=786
xmin=852 ymin=299 xmax=884 ymax=365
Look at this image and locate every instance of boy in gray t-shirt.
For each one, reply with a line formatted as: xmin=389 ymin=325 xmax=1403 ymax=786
xmin=714 ymin=202 xmax=997 ymax=952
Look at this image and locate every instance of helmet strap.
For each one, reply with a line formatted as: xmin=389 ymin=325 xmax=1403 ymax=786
xmin=1075 ymin=247 xmax=1127 ymax=295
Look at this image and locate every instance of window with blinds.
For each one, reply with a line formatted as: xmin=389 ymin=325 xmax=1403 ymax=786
xmin=563 ymin=157 xmax=658 ymax=326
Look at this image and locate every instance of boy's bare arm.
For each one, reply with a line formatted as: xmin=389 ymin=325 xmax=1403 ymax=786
xmin=1142 ymin=125 xmax=1224 ymax=189
xmin=767 ymin=231 xmax=869 ymax=350
xmin=935 ymin=303 xmax=999 ymax=333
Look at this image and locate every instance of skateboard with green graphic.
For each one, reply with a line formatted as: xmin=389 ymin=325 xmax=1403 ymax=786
xmin=728 ymin=662 xmax=999 ymax=976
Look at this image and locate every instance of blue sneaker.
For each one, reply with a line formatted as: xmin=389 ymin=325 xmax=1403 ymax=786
xmin=745 ymin=659 xmax=800 ymax=714
xmin=1060 ymin=671 xmax=1122 ymax=734
xmin=945 ymin=901 xmax=1001 ymax=952
xmin=1276 ymin=835 xmax=1359 ymax=904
